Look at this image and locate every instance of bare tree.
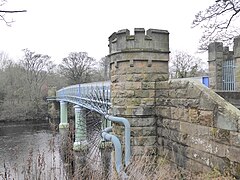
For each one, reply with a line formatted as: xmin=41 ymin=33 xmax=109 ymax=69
xmin=0 ymin=0 xmax=26 ymax=25
xmin=0 ymin=51 xmax=11 ymax=70
xmin=192 ymin=0 xmax=240 ymax=51
xmin=99 ymin=56 xmax=110 ymax=81
xmin=59 ymin=52 xmax=96 ymax=85
xmin=19 ymin=49 xmax=55 ymax=110
xmin=170 ymin=51 xmax=206 ymax=78
xmin=20 ymin=49 xmax=55 ymax=86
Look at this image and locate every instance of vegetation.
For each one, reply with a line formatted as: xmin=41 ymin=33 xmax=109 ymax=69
xmin=192 ymin=0 xmax=240 ymax=51
xmin=169 ymin=51 xmax=207 ymax=78
xmin=1 ymin=136 xmax=236 ymax=180
xmin=0 ymin=49 xmax=107 ymax=122
xmin=59 ymin=52 xmax=96 ymax=85
xmin=0 ymin=0 xmax=27 ymax=26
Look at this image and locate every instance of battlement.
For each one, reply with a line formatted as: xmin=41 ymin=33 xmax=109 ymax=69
xmin=208 ymin=42 xmax=234 ymax=61
xmin=234 ymin=36 xmax=240 ymax=58
xmin=209 ymin=36 xmax=240 ymax=61
xmin=108 ymin=28 xmax=169 ymax=54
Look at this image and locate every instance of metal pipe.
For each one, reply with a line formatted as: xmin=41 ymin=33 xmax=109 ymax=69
xmin=101 ymin=127 xmax=123 ymax=174
xmin=105 ymin=115 xmax=131 ymax=167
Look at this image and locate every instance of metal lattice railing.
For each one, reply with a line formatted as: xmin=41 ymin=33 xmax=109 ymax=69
xmin=56 ymin=81 xmax=111 ymax=114
xmin=223 ymin=59 xmax=236 ymax=91
xmin=54 ymin=81 xmax=131 ymax=174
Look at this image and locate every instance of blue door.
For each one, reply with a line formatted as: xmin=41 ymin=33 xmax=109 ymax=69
xmin=202 ymin=76 xmax=209 ymax=87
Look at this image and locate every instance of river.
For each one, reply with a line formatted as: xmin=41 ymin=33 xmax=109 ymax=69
xmin=0 ymin=122 xmax=68 ymax=180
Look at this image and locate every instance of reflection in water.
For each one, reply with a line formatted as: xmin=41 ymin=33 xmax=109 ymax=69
xmin=0 ymin=121 xmax=113 ymax=179
xmin=0 ymin=123 xmax=66 ymax=179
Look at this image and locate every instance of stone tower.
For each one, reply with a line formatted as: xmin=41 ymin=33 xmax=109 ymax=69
xmin=108 ymin=28 xmax=170 ymax=158
xmin=208 ymin=36 xmax=240 ymax=91
xmin=208 ymin=42 xmax=224 ymax=90
xmin=234 ymin=36 xmax=240 ymax=90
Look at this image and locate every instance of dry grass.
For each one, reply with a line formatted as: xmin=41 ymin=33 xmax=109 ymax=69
xmin=0 ymin=149 xmax=237 ymax=180
xmin=0 ymin=120 xmax=236 ymax=180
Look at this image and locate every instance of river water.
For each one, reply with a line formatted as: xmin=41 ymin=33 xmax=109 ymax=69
xmin=0 ymin=122 xmax=67 ymax=180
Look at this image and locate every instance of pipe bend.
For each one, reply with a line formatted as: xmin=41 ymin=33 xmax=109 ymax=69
xmin=104 ymin=115 xmax=131 ymax=166
xmin=102 ymin=126 xmax=112 ymax=133
xmin=105 ymin=115 xmax=130 ymax=128
xmin=101 ymin=129 xmax=123 ymax=173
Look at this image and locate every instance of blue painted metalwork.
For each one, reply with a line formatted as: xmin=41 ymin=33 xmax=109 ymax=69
xmin=101 ymin=127 xmax=123 ymax=173
xmin=52 ymin=81 xmax=132 ymax=175
xmin=56 ymin=81 xmax=111 ymax=114
xmin=105 ymin=115 xmax=131 ymax=167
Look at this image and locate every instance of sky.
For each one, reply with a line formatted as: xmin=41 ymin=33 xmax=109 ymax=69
xmin=0 ymin=0 xmax=212 ymax=64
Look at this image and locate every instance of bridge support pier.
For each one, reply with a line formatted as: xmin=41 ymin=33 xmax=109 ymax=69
xmin=59 ymin=101 xmax=69 ymax=129
xmin=73 ymin=105 xmax=88 ymax=151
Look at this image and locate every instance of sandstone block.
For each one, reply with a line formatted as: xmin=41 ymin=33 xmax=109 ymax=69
xmin=199 ymin=110 xmax=214 ymax=127
xmin=155 ymin=106 xmax=171 ymax=118
xmin=126 ymin=98 xmax=141 ymax=106
xmin=112 ymin=98 xmax=126 ymax=106
xmin=155 ymin=90 xmax=169 ymax=98
xmin=155 ymin=81 xmax=170 ymax=90
xmin=140 ymin=98 xmax=155 ymax=106
xmin=131 ymin=136 xmax=157 ymax=146
xmin=170 ymin=98 xmax=199 ymax=108
xmin=186 ymin=83 xmax=203 ymax=99
xmin=171 ymin=107 xmax=189 ymax=121
xmin=216 ymin=112 xmax=238 ymax=131
xmin=168 ymin=89 xmax=187 ymax=98
xmin=131 ymin=127 xmax=156 ymax=136
xmin=188 ymin=107 xmax=199 ymax=123
xmin=134 ymin=90 xmax=150 ymax=98
xmin=125 ymin=82 xmax=142 ymax=90
xmin=130 ymin=117 xmax=156 ymax=127
xmin=159 ymin=119 xmax=180 ymax=131
xmin=211 ymin=128 xmax=230 ymax=144
xmin=111 ymin=90 xmax=135 ymax=99
xmin=132 ymin=146 xmax=157 ymax=156
xmin=126 ymin=74 xmax=144 ymax=82
xmin=230 ymin=131 xmax=240 ymax=147
xmin=226 ymin=146 xmax=240 ymax=163
xmin=169 ymin=80 xmax=189 ymax=89
xmin=142 ymin=82 xmax=155 ymax=90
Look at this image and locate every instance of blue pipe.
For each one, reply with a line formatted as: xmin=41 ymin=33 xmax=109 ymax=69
xmin=104 ymin=115 xmax=131 ymax=166
xmin=101 ymin=127 xmax=123 ymax=174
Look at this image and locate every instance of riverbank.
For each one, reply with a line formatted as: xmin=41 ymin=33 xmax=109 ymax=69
xmin=0 ymin=117 xmax=59 ymax=126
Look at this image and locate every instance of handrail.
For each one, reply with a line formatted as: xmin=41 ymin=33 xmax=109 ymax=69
xmin=49 ymin=81 xmax=132 ymax=170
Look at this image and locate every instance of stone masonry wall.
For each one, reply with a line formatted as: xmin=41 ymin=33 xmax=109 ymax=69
xmin=208 ymin=42 xmax=223 ymax=90
xmin=108 ymin=29 xmax=240 ymax=176
xmin=156 ymin=79 xmax=240 ymax=177
xmin=208 ymin=36 xmax=240 ymax=91
xmin=108 ymin=28 xmax=170 ymax=159
xmin=234 ymin=36 xmax=240 ymax=90
xmin=216 ymin=91 xmax=240 ymax=109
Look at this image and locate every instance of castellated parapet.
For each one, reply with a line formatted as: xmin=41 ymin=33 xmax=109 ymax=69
xmin=108 ymin=28 xmax=169 ymax=68
xmin=234 ymin=36 xmax=240 ymax=58
xmin=234 ymin=36 xmax=240 ymax=90
xmin=208 ymin=36 xmax=240 ymax=91
xmin=109 ymin=28 xmax=169 ymax=54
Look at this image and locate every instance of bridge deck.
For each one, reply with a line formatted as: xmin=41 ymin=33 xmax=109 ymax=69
xmin=55 ymin=81 xmax=111 ymax=114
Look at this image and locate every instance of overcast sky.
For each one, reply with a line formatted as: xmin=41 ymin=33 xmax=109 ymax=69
xmin=0 ymin=0 xmax=212 ymax=64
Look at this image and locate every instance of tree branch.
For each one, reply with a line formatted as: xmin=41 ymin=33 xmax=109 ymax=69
xmin=0 ymin=10 xmax=27 ymax=13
